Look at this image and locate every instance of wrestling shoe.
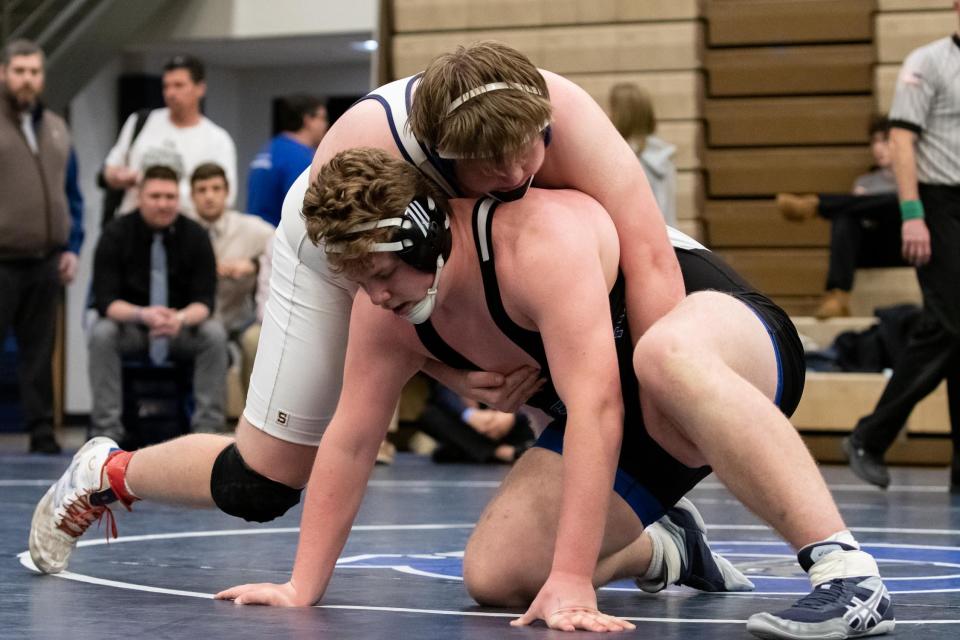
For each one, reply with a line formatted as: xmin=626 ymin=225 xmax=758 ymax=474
xmin=28 ymin=437 xmax=131 ymax=574
xmin=747 ymin=576 xmax=895 ymax=639
xmin=636 ymin=497 xmax=755 ymax=593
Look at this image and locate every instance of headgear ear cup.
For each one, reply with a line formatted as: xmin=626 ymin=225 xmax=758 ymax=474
xmin=393 ymin=196 xmax=451 ymax=272
xmin=324 ymin=196 xmax=451 ymax=324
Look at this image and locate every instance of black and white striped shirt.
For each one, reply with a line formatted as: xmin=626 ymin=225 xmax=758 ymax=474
xmin=889 ymin=34 xmax=960 ymax=186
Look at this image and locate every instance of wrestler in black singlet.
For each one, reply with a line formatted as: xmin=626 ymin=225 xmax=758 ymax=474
xmin=414 ymin=198 xmax=805 ymax=525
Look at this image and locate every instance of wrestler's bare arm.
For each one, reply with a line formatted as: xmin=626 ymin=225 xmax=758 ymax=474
xmin=539 ymin=71 xmax=685 ymax=341
xmin=503 ymin=207 xmax=625 ymax=589
xmin=286 ymin=296 xmax=424 ymax=604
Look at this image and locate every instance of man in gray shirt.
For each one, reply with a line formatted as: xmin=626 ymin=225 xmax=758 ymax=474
xmin=845 ymin=2 xmax=960 ymax=492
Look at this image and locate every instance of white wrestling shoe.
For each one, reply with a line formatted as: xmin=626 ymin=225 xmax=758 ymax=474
xmin=29 ymin=437 xmax=128 ymax=574
xmin=637 ymin=497 xmax=755 ymax=593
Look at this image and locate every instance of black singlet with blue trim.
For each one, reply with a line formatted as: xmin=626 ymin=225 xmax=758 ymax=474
xmin=413 ymin=198 xmax=714 ymax=524
xmin=416 ymin=198 xmax=626 ymax=419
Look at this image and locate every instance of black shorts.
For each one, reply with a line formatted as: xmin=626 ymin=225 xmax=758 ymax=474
xmin=534 ymin=247 xmax=805 ymax=525
xmin=677 ymin=248 xmax=805 ymax=416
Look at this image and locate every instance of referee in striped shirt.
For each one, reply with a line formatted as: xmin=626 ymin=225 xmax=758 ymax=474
xmin=846 ymin=2 xmax=960 ymax=492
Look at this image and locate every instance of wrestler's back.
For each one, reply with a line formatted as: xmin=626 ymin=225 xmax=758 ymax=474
xmin=309 ymin=99 xmax=402 ymax=183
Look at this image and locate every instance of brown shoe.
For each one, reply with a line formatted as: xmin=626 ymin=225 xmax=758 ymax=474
xmin=776 ymin=193 xmax=820 ymax=222
xmin=375 ymin=438 xmax=396 ymax=465
xmin=814 ymin=289 xmax=851 ymax=319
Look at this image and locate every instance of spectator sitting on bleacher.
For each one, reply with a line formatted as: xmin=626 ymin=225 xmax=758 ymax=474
xmin=608 ymin=82 xmax=677 ymax=227
xmin=777 ymin=116 xmax=904 ymax=319
xmin=190 ymin=162 xmax=274 ymax=397
xmin=88 ymin=165 xmax=228 ymax=442
xmin=417 ymin=383 xmax=536 ymax=464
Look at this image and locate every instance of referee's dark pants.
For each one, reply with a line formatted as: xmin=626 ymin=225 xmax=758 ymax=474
xmin=0 ymin=254 xmax=60 ymax=444
xmin=852 ymin=185 xmax=960 ymax=475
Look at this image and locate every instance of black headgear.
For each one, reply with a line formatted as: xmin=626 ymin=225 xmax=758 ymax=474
xmin=392 ymin=196 xmax=451 ymax=272
xmin=332 ymin=196 xmax=451 ymax=274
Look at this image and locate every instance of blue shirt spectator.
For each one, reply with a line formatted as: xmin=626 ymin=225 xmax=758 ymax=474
xmin=246 ymin=95 xmax=327 ymax=226
xmin=66 ymin=147 xmax=84 ymax=255
xmin=247 ymin=135 xmax=314 ymax=226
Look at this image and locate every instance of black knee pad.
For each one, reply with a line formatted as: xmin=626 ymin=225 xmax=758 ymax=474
xmin=210 ymin=444 xmax=302 ymax=523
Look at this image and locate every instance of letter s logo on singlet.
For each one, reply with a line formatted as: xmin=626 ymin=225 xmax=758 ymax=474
xmin=276 ymin=411 xmax=288 ymax=425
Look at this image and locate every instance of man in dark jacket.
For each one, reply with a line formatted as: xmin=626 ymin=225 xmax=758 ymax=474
xmin=0 ymin=39 xmax=84 ymax=453
xmin=88 ymin=165 xmax=227 ymax=442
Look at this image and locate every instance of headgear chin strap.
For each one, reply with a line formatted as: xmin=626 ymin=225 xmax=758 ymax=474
xmin=326 ymin=196 xmax=451 ymax=324
xmin=402 ymin=254 xmax=444 ymax=324
xmin=487 ymin=174 xmax=534 ymax=203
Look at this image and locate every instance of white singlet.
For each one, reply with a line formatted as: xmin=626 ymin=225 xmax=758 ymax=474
xmin=242 ymin=170 xmax=356 ymax=445
xmin=242 ymin=78 xmax=706 ymax=446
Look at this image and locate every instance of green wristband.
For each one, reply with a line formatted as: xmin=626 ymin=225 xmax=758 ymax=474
xmin=900 ymin=199 xmax=925 ymax=221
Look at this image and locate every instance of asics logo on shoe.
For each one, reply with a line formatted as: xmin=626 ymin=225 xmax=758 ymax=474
xmin=843 ymin=579 xmax=890 ymax=632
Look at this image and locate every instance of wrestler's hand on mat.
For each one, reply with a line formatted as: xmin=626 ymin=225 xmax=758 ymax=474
xmin=214 ymin=580 xmax=313 ymax=607
xmin=510 ymin=572 xmax=635 ymax=632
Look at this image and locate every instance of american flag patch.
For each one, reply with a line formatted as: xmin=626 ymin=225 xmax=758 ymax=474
xmin=898 ymin=66 xmax=924 ymax=87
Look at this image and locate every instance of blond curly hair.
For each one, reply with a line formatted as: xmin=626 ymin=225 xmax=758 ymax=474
xmin=303 ymin=148 xmax=449 ymax=273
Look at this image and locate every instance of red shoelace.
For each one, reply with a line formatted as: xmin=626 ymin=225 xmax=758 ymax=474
xmin=56 ymin=494 xmax=119 ymax=541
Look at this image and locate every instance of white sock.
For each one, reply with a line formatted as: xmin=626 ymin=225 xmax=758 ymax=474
xmin=641 ymin=523 xmax=681 ymax=587
xmin=806 ymin=530 xmax=880 ymax=587
xmin=641 ymin=524 xmax=666 ymax=585
xmin=824 ymin=530 xmax=859 ymax=549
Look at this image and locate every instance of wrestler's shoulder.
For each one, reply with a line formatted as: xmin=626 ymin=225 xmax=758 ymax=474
xmin=323 ymin=100 xmax=395 ymax=150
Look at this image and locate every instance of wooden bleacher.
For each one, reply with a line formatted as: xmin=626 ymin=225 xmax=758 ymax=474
xmin=706 ymin=0 xmax=875 ymax=45
xmin=705 ymin=200 xmax=830 ymax=248
xmin=702 ymin=0 xmax=877 ymax=316
xmin=705 ymin=96 xmax=876 ymax=147
xmin=383 ymin=0 xmax=954 ymax=463
xmin=388 ymin=0 xmax=708 ymax=239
